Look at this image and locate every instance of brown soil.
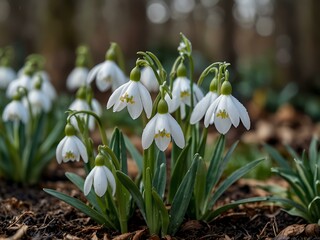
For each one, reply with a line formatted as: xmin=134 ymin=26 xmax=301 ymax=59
xmin=0 ymin=174 xmax=316 ymax=240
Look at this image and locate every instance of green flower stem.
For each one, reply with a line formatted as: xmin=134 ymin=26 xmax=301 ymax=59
xmin=67 ymin=110 xmax=108 ymax=146
xmin=98 ymin=145 xmax=120 ymax=170
xmin=111 ymin=42 xmax=125 ymax=73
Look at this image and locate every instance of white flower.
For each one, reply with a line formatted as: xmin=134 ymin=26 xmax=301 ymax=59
xmin=165 ymin=76 xmax=204 ymax=119
xmin=140 ymin=66 xmax=159 ymax=92
xmin=142 ymin=111 xmax=185 ymax=151
xmin=66 ymin=67 xmax=89 ymax=90
xmin=87 ymin=60 xmax=126 ymax=92
xmin=25 ymin=88 xmax=52 ymax=115
xmin=56 ymin=135 xmax=88 ymax=164
xmin=0 ymin=66 xmax=16 ymax=89
xmin=32 ymin=71 xmax=57 ymax=101
xmin=204 ymin=94 xmax=250 ymax=134
xmin=84 ymin=164 xmax=116 ymax=197
xmin=6 ymin=74 xmax=32 ymax=98
xmin=69 ymin=98 xmax=90 ymax=128
xmin=107 ymin=68 xmax=152 ymax=119
xmin=2 ymin=99 xmax=29 ymax=124
xmin=190 ymin=91 xmax=218 ymax=124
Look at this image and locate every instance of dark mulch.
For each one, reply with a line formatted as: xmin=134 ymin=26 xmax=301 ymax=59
xmin=1 ymin=174 xmax=318 ymax=240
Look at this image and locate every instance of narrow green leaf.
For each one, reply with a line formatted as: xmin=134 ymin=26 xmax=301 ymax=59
xmin=169 ymin=139 xmax=191 ymax=202
xmin=43 ymin=188 xmax=116 ymax=229
xmin=152 ymin=189 xmax=169 ymax=237
xmin=153 ymin=151 xmax=166 ymax=198
xmin=308 ymin=196 xmax=320 ymax=222
xmin=208 ymin=158 xmax=264 ymax=209
xmin=168 ymin=154 xmax=199 ymax=235
xmin=124 ymin=135 xmax=143 ymax=172
xmin=194 ymin=157 xmax=207 ymax=218
xmin=206 ymin=135 xmax=226 ymax=195
xmin=265 ymin=144 xmax=290 ymax=169
xmin=204 ymin=197 xmax=269 ymax=222
xmin=116 ymin=171 xmax=146 ymax=221
xmin=309 ymin=137 xmax=318 ymax=171
xmin=65 ymin=172 xmax=102 ymax=211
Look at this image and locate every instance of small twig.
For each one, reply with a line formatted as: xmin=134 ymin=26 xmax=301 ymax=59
xmin=2 ymin=224 xmax=28 ymax=240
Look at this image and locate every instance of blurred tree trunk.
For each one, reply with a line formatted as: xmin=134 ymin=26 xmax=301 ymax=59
xmin=39 ymin=0 xmax=78 ymax=91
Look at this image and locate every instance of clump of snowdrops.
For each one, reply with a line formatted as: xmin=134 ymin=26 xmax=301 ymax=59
xmin=45 ymin=34 xmax=267 ymax=237
xmin=265 ymin=138 xmax=320 ymax=224
xmin=0 ymin=52 xmax=64 ymax=184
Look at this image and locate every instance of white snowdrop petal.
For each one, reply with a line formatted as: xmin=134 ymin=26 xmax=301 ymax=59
xmin=167 ymin=114 xmax=185 ymax=149
xmin=67 ymin=67 xmax=88 ymax=90
xmin=84 ymin=168 xmax=95 ymax=196
xmin=232 ymin=96 xmax=251 ymax=130
xmin=56 ymin=137 xmax=67 ymax=164
xmin=74 ymin=136 xmax=88 ymax=163
xmin=126 ymin=83 xmax=143 ymax=119
xmin=214 ymin=116 xmax=232 ymax=135
xmin=103 ymin=166 xmax=116 ymax=196
xmin=138 ymin=83 xmax=153 ymax=118
xmin=155 ymin=135 xmax=171 ymax=151
xmin=62 ymin=138 xmax=79 ymax=162
xmin=91 ymin=98 xmax=102 ymax=116
xmin=87 ymin=63 xmax=103 ymax=84
xmin=142 ymin=114 xmax=158 ymax=149
xmin=94 ymin=167 xmax=108 ymax=197
xmin=190 ymin=92 xmax=215 ymax=124
xmin=107 ymin=84 xmax=126 ymax=109
xmin=225 ymin=96 xmax=240 ymax=127
xmin=204 ymin=96 xmax=221 ymax=127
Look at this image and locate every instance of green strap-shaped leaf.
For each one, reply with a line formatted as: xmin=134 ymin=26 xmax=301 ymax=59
xmin=168 ymin=154 xmax=200 ymax=235
xmin=204 ymin=196 xmax=269 ymax=222
xmin=169 ymin=139 xmax=191 ymax=202
xmin=65 ymin=172 xmax=102 ymax=212
xmin=43 ymin=188 xmax=116 ymax=229
xmin=206 ymin=135 xmax=225 ymax=195
xmin=116 ymin=171 xmax=146 ymax=221
xmin=124 ymin=135 xmax=143 ymax=173
xmin=153 ymin=151 xmax=166 ymax=198
xmin=309 ymin=137 xmax=318 ymax=172
xmin=308 ymin=196 xmax=320 ymax=222
xmin=208 ymin=158 xmax=264 ymax=209
xmin=152 ymin=189 xmax=169 ymax=237
xmin=265 ymin=144 xmax=290 ymax=169
xmin=194 ymin=157 xmax=207 ymax=218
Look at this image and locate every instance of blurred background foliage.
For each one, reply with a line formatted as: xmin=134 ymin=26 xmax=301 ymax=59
xmin=0 ymin=0 xmax=319 ymax=119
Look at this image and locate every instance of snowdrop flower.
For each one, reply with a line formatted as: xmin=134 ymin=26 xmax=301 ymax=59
xmin=32 ymin=72 xmax=57 ymax=101
xmin=107 ymin=67 xmax=152 ymax=119
xmin=69 ymin=87 xmax=101 ymax=131
xmin=25 ymin=78 xmax=52 ymax=115
xmin=190 ymin=78 xmax=219 ymax=124
xmin=140 ymin=66 xmax=159 ymax=92
xmin=87 ymin=48 xmax=126 ymax=92
xmin=6 ymin=67 xmax=33 ymax=98
xmin=165 ymin=63 xmax=203 ymax=119
xmin=84 ymin=153 xmax=116 ymax=197
xmin=2 ymin=95 xmax=29 ymax=124
xmin=0 ymin=66 xmax=16 ymax=89
xmin=142 ymin=99 xmax=185 ymax=151
xmin=204 ymin=81 xmax=250 ymax=134
xmin=66 ymin=67 xmax=89 ymax=90
xmin=56 ymin=123 xmax=88 ymax=164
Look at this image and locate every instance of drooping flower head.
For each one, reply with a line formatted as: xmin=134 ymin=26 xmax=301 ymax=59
xmin=6 ymin=65 xmax=33 ymax=98
xmin=190 ymin=77 xmax=219 ymax=124
xmin=56 ymin=123 xmax=88 ymax=164
xmin=2 ymin=93 xmax=29 ymax=124
xmin=140 ymin=66 xmax=159 ymax=92
xmin=87 ymin=45 xmax=126 ymax=92
xmin=107 ymin=66 xmax=152 ymax=119
xmin=67 ymin=46 xmax=91 ymax=91
xmin=204 ymin=81 xmax=250 ymax=134
xmin=165 ymin=63 xmax=204 ymax=119
xmin=142 ymin=99 xmax=185 ymax=151
xmin=84 ymin=153 xmax=116 ymax=197
xmin=25 ymin=75 xmax=52 ymax=115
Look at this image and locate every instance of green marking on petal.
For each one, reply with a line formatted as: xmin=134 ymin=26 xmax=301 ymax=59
xmin=216 ymin=109 xmax=229 ymax=119
xmin=120 ymin=93 xmax=135 ymax=104
xmin=64 ymin=151 xmax=76 ymax=160
xmin=155 ymin=129 xmax=170 ymax=138
xmin=180 ymin=90 xmax=190 ymax=98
